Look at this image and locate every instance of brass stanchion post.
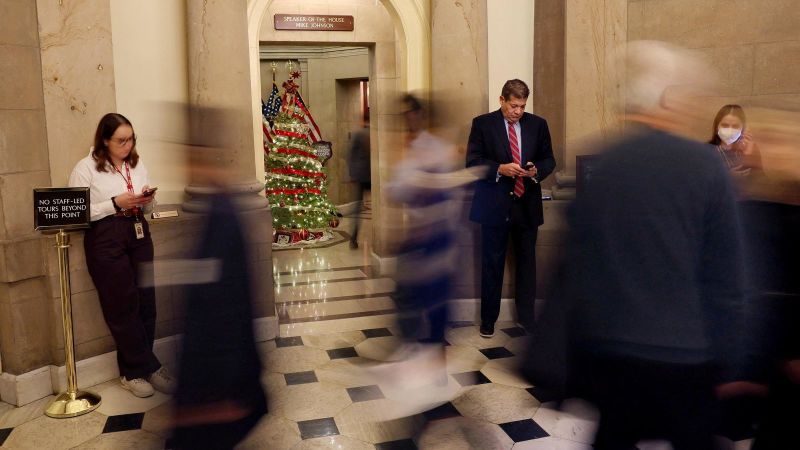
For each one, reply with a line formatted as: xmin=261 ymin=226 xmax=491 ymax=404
xmin=45 ymin=229 xmax=101 ymax=418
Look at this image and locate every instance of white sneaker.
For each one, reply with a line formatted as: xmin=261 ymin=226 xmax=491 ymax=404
xmin=148 ymin=366 xmax=177 ymax=395
xmin=120 ymin=376 xmax=155 ymax=398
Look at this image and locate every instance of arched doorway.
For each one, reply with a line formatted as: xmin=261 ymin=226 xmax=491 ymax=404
xmin=245 ymin=0 xmax=430 ymax=258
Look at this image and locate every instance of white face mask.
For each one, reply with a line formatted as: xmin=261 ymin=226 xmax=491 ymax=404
xmin=717 ymin=127 xmax=742 ymax=145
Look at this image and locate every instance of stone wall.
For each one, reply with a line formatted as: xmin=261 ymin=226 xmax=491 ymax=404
xmin=0 ymin=0 xmax=275 ymax=406
xmin=628 ymin=0 xmax=800 ymax=139
xmin=0 ymin=0 xmax=55 ymax=377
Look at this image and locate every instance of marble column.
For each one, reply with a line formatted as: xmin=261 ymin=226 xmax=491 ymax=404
xmin=184 ymin=0 xmax=268 ymax=212
xmin=0 ymin=0 xmax=57 ymax=405
xmin=533 ymin=0 xmax=566 ymax=181
xmin=184 ymin=0 xmax=275 ymax=333
xmin=563 ymin=0 xmax=627 ymax=174
xmin=0 ymin=0 xmax=91 ymax=381
xmin=431 ymin=0 xmax=489 ymax=147
xmin=430 ymin=0 xmax=489 ymax=298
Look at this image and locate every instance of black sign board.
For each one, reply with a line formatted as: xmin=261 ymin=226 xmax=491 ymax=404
xmin=34 ymin=188 xmax=90 ymax=231
xmin=576 ymin=155 xmax=601 ymax=195
xmin=313 ymin=140 xmax=333 ymax=165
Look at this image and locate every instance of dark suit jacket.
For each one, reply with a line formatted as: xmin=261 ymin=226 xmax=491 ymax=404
xmin=568 ymin=127 xmax=746 ymax=379
xmin=466 ymin=110 xmax=555 ymax=226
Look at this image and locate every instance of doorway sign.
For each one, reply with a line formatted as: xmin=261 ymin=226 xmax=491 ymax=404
xmin=274 ymin=14 xmax=354 ymax=31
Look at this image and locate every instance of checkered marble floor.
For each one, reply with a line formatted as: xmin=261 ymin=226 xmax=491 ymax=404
xmin=0 ymin=212 xmax=755 ymax=449
xmin=0 ymin=324 xmax=593 ymax=450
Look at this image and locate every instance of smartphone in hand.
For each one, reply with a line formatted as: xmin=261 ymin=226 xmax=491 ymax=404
xmin=524 ymin=163 xmax=539 ymax=183
xmin=142 ymin=187 xmax=158 ymax=197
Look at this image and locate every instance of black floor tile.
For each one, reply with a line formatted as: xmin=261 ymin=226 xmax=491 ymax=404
xmin=0 ymin=428 xmax=12 ymax=446
xmin=102 ymin=412 xmax=145 ymax=434
xmin=526 ymin=386 xmax=563 ymax=404
xmin=297 ymin=417 xmax=339 ymax=440
xmin=501 ymin=326 xmax=527 ymax=338
xmin=423 ymin=402 xmax=461 ymax=421
xmin=276 ymin=336 xmax=304 ymax=348
xmin=479 ymin=347 xmax=515 ymax=359
xmin=346 ymin=385 xmax=385 ymax=402
xmin=362 ymin=327 xmax=393 ymax=338
xmin=452 ymin=371 xmax=491 ymax=387
xmin=498 ymin=418 xmax=549 ymax=442
xmin=285 ymin=370 xmax=318 ymax=385
xmin=375 ymin=438 xmax=418 ymax=450
xmin=327 ymin=347 xmax=359 ymax=359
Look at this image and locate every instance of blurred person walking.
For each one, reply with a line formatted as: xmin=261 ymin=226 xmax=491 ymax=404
xmin=347 ymin=118 xmax=371 ymax=248
xmin=373 ymin=94 xmax=484 ymax=420
xmin=566 ymin=41 xmax=754 ymax=449
xmin=466 ymin=79 xmax=556 ymax=337
xmin=170 ymin=131 xmax=267 ymax=450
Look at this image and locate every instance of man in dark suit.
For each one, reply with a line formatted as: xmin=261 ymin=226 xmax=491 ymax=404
xmin=466 ymin=79 xmax=556 ymax=337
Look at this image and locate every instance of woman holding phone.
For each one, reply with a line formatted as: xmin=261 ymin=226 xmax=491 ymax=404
xmin=68 ymin=113 xmax=174 ymax=398
xmin=708 ymin=104 xmax=761 ymax=177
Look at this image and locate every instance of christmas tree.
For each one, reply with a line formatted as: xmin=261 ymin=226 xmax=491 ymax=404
xmin=265 ymin=76 xmax=339 ymax=244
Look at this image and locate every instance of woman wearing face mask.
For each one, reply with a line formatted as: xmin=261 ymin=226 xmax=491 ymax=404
xmin=709 ymin=104 xmax=760 ymax=177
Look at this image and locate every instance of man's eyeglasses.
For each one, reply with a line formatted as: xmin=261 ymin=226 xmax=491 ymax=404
xmin=110 ymin=135 xmax=136 ymax=146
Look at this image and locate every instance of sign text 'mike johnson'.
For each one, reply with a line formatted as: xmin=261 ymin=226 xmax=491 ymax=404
xmin=274 ymin=14 xmax=354 ymax=31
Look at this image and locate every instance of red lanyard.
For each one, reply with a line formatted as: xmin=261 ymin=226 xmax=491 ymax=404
xmin=113 ymin=162 xmax=139 ymax=214
xmin=113 ymin=162 xmax=134 ymax=194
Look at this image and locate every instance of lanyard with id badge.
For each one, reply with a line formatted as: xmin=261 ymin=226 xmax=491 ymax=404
xmin=114 ymin=162 xmax=145 ymax=240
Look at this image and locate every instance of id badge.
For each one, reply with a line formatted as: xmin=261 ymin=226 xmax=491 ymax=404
xmin=134 ymin=222 xmax=145 ymax=240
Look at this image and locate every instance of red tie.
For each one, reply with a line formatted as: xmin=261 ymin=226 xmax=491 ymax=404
xmin=508 ymin=121 xmax=525 ymax=197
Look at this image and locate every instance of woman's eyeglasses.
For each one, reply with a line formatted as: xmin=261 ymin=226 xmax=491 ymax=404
xmin=110 ymin=135 xmax=136 ymax=146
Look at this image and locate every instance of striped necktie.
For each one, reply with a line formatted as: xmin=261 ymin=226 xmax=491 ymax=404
xmin=508 ymin=121 xmax=525 ymax=197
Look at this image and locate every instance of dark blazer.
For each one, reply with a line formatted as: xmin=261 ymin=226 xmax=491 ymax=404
xmin=466 ymin=110 xmax=555 ymax=226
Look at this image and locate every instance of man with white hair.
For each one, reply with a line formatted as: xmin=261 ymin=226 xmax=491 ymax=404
xmin=566 ymin=41 xmax=751 ymax=448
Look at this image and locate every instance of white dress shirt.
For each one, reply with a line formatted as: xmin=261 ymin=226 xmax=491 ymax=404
xmin=68 ymin=151 xmax=153 ymax=221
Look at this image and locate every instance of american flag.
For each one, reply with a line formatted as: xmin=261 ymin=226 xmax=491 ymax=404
xmin=262 ymin=82 xmax=282 ymax=147
xmin=263 ymin=116 xmax=273 ymax=147
xmin=263 ymin=82 xmax=282 ymax=120
xmin=295 ymin=92 xmax=322 ymax=143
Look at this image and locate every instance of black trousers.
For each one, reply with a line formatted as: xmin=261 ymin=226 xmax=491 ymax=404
xmin=84 ymin=215 xmax=160 ymax=379
xmin=170 ymin=404 xmax=266 ymax=450
xmin=581 ymin=352 xmax=718 ymax=450
xmin=480 ymin=201 xmax=538 ymax=327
